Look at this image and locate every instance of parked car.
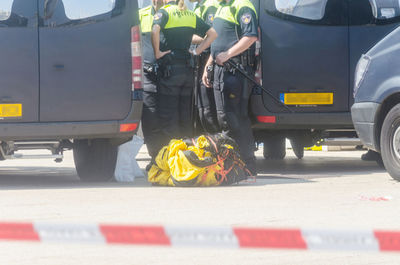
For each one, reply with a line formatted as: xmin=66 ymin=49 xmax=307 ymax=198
xmin=352 ymin=25 xmax=400 ymax=181
xmin=0 ymin=0 xmax=143 ymax=181
xmin=251 ymin=0 xmax=400 ymax=159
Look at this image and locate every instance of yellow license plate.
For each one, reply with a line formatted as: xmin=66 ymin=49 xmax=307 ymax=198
xmin=280 ymin=93 xmax=333 ymax=105
xmin=0 ymin=104 xmax=22 ymax=118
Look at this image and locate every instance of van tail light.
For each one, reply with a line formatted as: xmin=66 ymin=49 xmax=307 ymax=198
xmin=120 ymin=123 xmax=138 ymax=132
xmin=257 ymin=116 xmax=276 ymax=123
xmin=131 ymin=26 xmax=143 ymax=91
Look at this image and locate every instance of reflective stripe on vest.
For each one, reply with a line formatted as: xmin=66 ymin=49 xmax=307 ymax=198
xmin=162 ymin=4 xmax=197 ymax=29
xmin=215 ymin=0 xmax=257 ymax=25
xmin=139 ymin=5 xmax=154 ymax=33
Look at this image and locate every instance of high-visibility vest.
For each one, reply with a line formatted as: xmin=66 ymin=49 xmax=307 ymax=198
xmin=215 ymin=0 xmax=257 ymax=25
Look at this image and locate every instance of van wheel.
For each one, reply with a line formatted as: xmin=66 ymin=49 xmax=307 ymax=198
xmin=380 ymin=104 xmax=400 ymax=181
xmin=263 ymin=136 xmax=286 ymax=160
xmin=290 ymin=138 xmax=304 ymax=159
xmin=73 ymin=139 xmax=118 ymax=182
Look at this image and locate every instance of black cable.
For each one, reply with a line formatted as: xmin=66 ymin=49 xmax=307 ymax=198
xmin=226 ymin=59 xmax=293 ymax=113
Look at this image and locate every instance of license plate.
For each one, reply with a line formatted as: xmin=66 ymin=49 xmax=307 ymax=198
xmin=280 ymin=93 xmax=333 ymax=105
xmin=0 ymin=104 xmax=22 ymax=118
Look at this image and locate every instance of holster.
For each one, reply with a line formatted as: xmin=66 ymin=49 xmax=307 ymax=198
xmin=157 ymin=53 xmax=174 ymax=79
xmin=206 ymin=64 xmax=214 ymax=86
xmin=143 ymin=62 xmax=160 ymax=83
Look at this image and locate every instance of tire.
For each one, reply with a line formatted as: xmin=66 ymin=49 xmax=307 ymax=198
xmin=380 ymin=103 xmax=400 ymax=181
xmin=290 ymin=138 xmax=304 ymax=159
xmin=73 ymin=139 xmax=118 ymax=182
xmin=263 ymin=136 xmax=286 ymax=160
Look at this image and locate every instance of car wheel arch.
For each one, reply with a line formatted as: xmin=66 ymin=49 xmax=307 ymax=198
xmin=375 ymin=91 xmax=400 ymax=152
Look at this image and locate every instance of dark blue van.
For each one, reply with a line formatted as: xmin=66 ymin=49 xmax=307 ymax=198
xmin=0 ymin=0 xmax=143 ymax=181
xmin=251 ymin=0 xmax=400 ymax=159
xmin=352 ymin=25 xmax=400 ymax=181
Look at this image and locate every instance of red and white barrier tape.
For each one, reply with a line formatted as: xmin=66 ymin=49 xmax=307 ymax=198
xmin=0 ymin=222 xmax=399 ymax=252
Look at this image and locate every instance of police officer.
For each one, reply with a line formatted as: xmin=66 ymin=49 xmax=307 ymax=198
xmin=139 ymin=0 xmax=164 ymax=164
xmin=191 ymin=0 xmax=220 ymax=134
xmin=193 ymin=0 xmax=219 ymax=25
xmin=202 ymin=0 xmax=258 ymax=175
xmin=152 ymin=0 xmax=217 ymax=146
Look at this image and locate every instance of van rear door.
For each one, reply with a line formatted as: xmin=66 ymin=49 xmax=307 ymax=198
xmin=38 ymin=0 xmax=133 ymax=122
xmin=0 ymin=0 xmax=39 ymax=123
xmin=259 ymin=0 xmax=349 ymax=113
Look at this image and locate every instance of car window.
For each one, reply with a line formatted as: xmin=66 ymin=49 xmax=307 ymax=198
xmin=63 ymin=0 xmax=116 ymax=20
xmin=275 ymin=0 xmax=328 ymax=20
xmin=0 ymin=0 xmax=13 ymax=21
xmin=369 ymin=0 xmax=400 ymax=19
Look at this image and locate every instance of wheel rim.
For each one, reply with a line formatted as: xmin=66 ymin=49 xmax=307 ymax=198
xmin=392 ymin=125 xmax=400 ymax=160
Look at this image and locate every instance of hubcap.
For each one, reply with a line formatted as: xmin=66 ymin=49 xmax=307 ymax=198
xmin=392 ymin=125 xmax=400 ymax=160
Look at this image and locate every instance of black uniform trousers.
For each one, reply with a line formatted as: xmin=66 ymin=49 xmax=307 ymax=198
xmin=158 ymin=63 xmax=194 ymax=146
xmin=141 ymin=71 xmax=162 ymax=159
xmin=213 ymin=64 xmax=256 ymax=166
xmin=196 ymin=54 xmax=220 ymax=133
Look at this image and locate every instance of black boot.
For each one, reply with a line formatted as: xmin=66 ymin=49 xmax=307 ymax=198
xmin=361 ymin=150 xmax=381 ymax=161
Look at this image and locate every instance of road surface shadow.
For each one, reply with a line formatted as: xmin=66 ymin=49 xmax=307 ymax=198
xmin=0 ymin=166 xmax=152 ymax=190
xmin=0 ymin=152 xmax=386 ymax=190
xmin=256 ymin=155 xmax=385 ymax=180
xmin=0 ymin=165 xmax=312 ymax=190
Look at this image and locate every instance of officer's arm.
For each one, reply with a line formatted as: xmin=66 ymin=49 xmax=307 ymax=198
xmin=195 ymin=27 xmax=217 ymax=55
xmin=191 ymin=16 xmax=218 ymax=54
xmin=215 ymin=36 xmax=257 ymax=66
xmin=228 ymin=36 xmax=257 ymax=57
xmin=151 ymin=26 xmax=171 ymax=60
xmin=151 ymin=10 xmax=170 ymax=59
xmin=216 ymin=7 xmax=258 ymax=65
xmin=192 ymin=35 xmax=204 ymax=45
xmin=202 ymin=54 xmax=214 ymax=88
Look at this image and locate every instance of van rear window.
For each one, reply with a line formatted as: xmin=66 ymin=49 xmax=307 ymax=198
xmin=274 ymin=0 xmax=328 ymax=20
xmin=63 ymin=0 xmax=116 ymax=20
xmin=0 ymin=0 xmax=13 ymax=21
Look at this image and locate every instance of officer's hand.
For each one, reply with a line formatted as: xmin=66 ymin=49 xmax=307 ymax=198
xmin=155 ymin=50 xmax=171 ymax=60
xmin=202 ymin=70 xmax=211 ymax=88
xmin=216 ymin=51 xmax=230 ymax=66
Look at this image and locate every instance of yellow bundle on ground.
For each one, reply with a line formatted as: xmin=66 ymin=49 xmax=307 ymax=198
xmin=148 ymin=134 xmax=250 ymax=187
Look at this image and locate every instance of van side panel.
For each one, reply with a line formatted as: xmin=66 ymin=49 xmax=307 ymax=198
xmin=38 ymin=0 xmax=133 ymax=122
xmin=0 ymin=0 xmax=39 ymax=123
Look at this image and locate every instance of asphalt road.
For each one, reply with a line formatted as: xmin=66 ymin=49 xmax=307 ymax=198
xmin=0 ymin=146 xmax=399 ymax=264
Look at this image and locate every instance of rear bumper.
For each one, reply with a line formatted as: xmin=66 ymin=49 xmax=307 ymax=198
xmin=351 ymin=102 xmax=380 ymax=151
xmin=251 ymin=96 xmax=353 ymax=130
xmin=252 ymin=112 xmax=354 ymax=130
xmin=0 ymin=100 xmax=143 ymax=141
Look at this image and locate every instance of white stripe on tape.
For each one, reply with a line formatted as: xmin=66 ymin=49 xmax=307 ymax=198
xmin=34 ymin=223 xmax=105 ymax=244
xmin=165 ymin=226 xmax=239 ymax=248
xmin=302 ymin=229 xmax=379 ymax=252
